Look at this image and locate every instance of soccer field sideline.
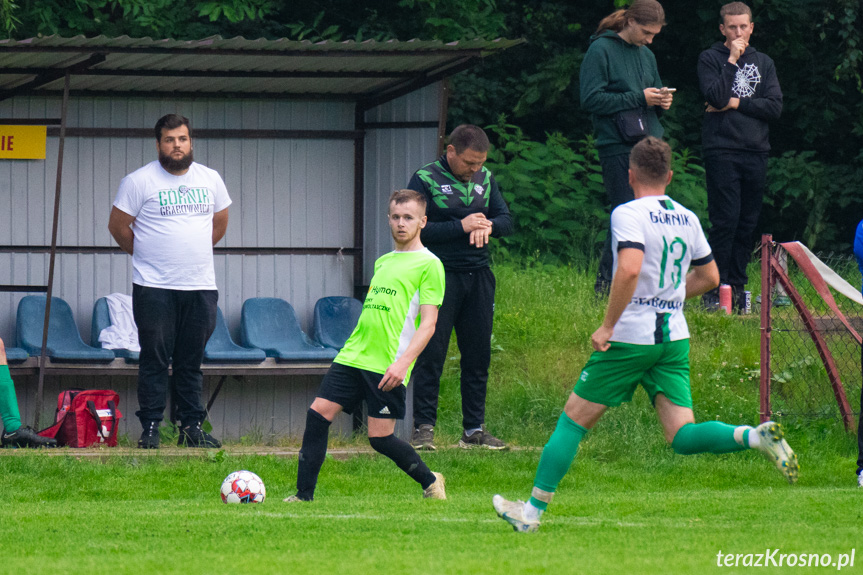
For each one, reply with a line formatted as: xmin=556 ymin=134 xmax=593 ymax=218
xmin=0 ymin=444 xmax=542 ymax=458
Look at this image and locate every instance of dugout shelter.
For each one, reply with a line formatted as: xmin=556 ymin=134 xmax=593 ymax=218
xmin=0 ymin=34 xmax=522 ymax=440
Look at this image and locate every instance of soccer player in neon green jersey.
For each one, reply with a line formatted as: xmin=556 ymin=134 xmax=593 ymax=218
xmin=284 ymin=189 xmax=447 ymax=502
xmin=493 ymin=137 xmax=798 ymax=533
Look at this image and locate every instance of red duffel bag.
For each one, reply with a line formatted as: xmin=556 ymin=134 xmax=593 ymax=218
xmin=38 ymin=389 xmax=122 ymax=447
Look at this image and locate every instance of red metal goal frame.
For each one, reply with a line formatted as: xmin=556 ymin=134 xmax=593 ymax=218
xmin=759 ymin=234 xmax=855 ymax=430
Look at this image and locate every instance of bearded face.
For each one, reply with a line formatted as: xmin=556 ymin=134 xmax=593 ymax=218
xmin=156 ymin=125 xmax=194 ymax=174
xmin=158 ymin=148 xmax=194 ymax=173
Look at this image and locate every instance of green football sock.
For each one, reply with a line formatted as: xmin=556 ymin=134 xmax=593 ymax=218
xmin=671 ymin=421 xmax=747 ymax=455
xmin=0 ymin=365 xmax=21 ymax=432
xmin=530 ymin=412 xmax=588 ymax=511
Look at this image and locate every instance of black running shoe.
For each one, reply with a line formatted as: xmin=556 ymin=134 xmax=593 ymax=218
xmin=702 ymin=288 xmax=720 ymax=311
xmin=459 ymin=425 xmax=507 ymax=450
xmin=2 ymin=426 xmax=58 ymax=448
xmin=178 ymin=422 xmax=221 ymax=448
xmin=138 ymin=420 xmax=160 ymax=449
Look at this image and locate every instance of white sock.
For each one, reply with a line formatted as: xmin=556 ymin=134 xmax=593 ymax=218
xmin=748 ymin=427 xmax=761 ymax=449
xmin=524 ymin=501 xmax=543 ymax=522
xmin=465 ymin=427 xmax=482 ymax=436
xmin=733 ymin=425 xmax=755 ymax=447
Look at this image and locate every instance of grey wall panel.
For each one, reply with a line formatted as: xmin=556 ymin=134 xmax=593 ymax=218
xmin=362 ymin=83 xmax=442 ymax=283
xmin=367 ymin=82 xmax=441 ymax=123
xmin=1 ymin=95 xmax=356 ymax=243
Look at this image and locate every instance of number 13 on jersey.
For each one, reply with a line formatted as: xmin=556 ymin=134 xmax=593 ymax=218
xmin=659 ymin=236 xmax=687 ymax=289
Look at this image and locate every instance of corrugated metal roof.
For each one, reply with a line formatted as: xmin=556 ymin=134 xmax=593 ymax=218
xmin=0 ymin=35 xmax=524 ymax=101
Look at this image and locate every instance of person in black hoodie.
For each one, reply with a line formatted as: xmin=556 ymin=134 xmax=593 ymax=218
xmin=697 ymin=2 xmax=782 ymax=310
xmin=580 ymin=0 xmax=673 ymax=295
xmin=407 ymin=125 xmax=513 ymax=452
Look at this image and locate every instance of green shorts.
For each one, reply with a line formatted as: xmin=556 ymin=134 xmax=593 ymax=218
xmin=573 ymin=339 xmax=692 ymax=408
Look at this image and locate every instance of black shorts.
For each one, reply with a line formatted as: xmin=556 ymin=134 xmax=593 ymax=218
xmin=317 ymin=362 xmax=406 ymax=420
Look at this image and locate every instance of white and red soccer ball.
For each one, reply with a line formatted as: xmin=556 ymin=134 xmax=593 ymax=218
xmin=220 ymin=470 xmax=266 ymax=504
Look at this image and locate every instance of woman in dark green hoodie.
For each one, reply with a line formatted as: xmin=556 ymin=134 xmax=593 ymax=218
xmin=580 ymin=0 xmax=672 ymax=294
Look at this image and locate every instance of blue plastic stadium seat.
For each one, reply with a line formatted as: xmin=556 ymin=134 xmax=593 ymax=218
xmin=311 ymin=296 xmax=363 ymax=351
xmin=204 ymin=307 xmax=266 ymax=364
xmin=91 ymin=296 xmax=140 ymax=363
xmin=17 ymin=295 xmax=115 ymax=363
xmin=240 ymin=297 xmax=337 ymax=362
xmin=4 ymin=345 xmax=28 ymax=364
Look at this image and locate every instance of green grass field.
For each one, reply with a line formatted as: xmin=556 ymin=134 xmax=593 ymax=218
xmin=1 ymin=263 xmax=861 ymax=574
xmin=0 ymin=443 xmax=859 ymax=574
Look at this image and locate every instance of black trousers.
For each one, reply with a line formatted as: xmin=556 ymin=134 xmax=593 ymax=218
xmin=132 ymin=284 xmax=218 ymax=425
xmin=705 ymin=152 xmax=768 ymax=286
xmin=598 ymin=153 xmax=635 ymax=283
xmin=412 ymin=267 xmax=495 ymax=430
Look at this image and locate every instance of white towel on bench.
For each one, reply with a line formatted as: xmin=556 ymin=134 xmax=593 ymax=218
xmin=98 ymin=293 xmax=141 ymax=352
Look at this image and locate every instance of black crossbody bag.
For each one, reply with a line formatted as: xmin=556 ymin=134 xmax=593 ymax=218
xmin=615 ymin=108 xmax=649 ymax=143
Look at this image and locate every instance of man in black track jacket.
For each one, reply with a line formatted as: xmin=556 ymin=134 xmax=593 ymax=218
xmin=407 ymin=124 xmax=514 ymax=451
xmin=697 ymin=1 xmax=782 ymax=311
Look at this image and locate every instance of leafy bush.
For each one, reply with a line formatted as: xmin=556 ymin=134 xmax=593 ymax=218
xmin=666 ymin=147 xmax=708 ymax=226
xmin=486 ymin=120 xmax=710 ymax=265
xmin=763 ymin=152 xmax=863 ymax=251
xmin=485 ymin=120 xmax=607 ymax=266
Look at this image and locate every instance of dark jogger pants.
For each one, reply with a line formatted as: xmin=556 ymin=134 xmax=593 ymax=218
xmin=412 ymin=267 xmax=495 ymax=430
xmin=132 ymin=284 xmax=218 ymax=425
xmin=705 ymin=152 xmax=768 ymax=286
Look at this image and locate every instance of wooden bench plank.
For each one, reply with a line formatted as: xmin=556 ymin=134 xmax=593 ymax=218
xmin=9 ymin=356 xmax=331 ymax=377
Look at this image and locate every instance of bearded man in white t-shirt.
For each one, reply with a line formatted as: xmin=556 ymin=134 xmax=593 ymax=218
xmin=108 ymin=114 xmax=231 ymax=449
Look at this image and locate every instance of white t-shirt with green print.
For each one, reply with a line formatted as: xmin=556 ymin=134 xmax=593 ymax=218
xmin=610 ymin=195 xmax=713 ymax=345
xmin=114 ymin=161 xmax=232 ymax=291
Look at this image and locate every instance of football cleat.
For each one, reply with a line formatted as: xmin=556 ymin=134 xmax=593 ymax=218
xmin=1 ymin=426 xmax=57 ymax=448
xmin=753 ymin=421 xmax=798 ymax=484
xmin=423 ymin=472 xmax=446 ymax=500
xmin=493 ymin=495 xmax=540 ymax=533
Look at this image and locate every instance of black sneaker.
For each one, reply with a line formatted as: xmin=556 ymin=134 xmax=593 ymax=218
xmin=702 ymin=288 xmax=720 ymax=311
xmin=411 ymin=424 xmax=436 ymax=451
xmin=1 ymin=426 xmax=58 ymax=448
xmin=138 ymin=421 xmax=160 ymax=449
xmin=458 ymin=425 xmax=507 ymax=450
xmin=178 ymin=422 xmax=221 ymax=448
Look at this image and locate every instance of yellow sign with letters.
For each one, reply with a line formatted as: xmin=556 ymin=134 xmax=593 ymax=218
xmin=0 ymin=125 xmax=47 ymax=160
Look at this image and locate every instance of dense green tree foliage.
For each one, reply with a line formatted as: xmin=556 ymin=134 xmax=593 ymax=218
xmin=2 ymin=0 xmax=861 ymax=254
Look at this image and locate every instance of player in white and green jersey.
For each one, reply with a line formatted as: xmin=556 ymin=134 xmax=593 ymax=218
xmin=493 ymin=137 xmax=798 ymax=533
xmin=285 ymin=189 xmax=447 ymax=502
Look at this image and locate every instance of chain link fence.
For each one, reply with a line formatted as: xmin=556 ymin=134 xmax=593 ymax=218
xmin=766 ymin=247 xmax=862 ymax=424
